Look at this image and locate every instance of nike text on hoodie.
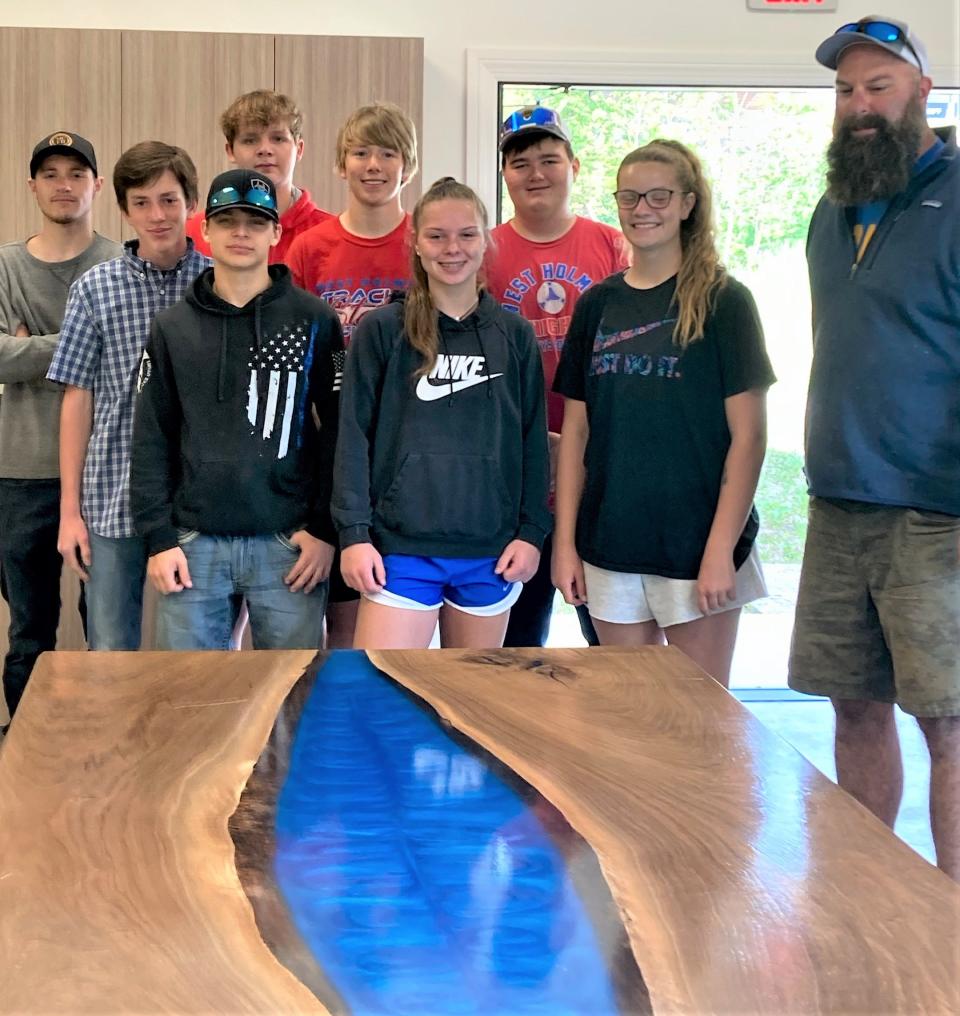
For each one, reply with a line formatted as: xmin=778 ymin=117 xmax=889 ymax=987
xmin=332 ymin=290 xmax=552 ymax=559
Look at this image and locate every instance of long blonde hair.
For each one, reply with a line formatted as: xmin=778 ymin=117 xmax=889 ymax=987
xmin=405 ymin=177 xmax=490 ymax=376
xmin=618 ymin=140 xmax=726 ymax=348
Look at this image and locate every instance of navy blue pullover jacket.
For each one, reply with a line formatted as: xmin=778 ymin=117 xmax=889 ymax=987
xmin=805 ymin=127 xmax=960 ymax=514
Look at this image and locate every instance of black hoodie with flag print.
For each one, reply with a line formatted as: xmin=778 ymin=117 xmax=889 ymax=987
xmin=333 ymin=289 xmax=551 ymax=558
xmin=131 ymin=265 xmax=344 ymax=556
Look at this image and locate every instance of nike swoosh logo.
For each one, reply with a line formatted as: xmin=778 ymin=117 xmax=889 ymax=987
xmin=415 ymin=373 xmax=503 ymax=402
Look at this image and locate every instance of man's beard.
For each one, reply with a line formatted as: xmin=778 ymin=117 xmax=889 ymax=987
xmin=825 ymin=100 xmax=926 ymax=205
xmin=40 ymin=205 xmax=82 ymax=227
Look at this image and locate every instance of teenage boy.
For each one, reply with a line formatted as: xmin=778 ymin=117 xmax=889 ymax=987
xmin=287 ymin=101 xmax=418 ymax=647
xmin=287 ymin=101 xmax=417 ymax=339
xmin=0 ymin=132 xmax=119 ymax=723
xmin=485 ymin=106 xmax=628 ymax=648
xmin=186 ymin=90 xmax=330 ymax=264
xmin=131 ymin=169 xmax=343 ymax=650
xmin=47 ymin=141 xmax=208 ymax=650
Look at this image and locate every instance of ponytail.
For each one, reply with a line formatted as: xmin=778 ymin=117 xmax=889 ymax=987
xmin=406 ymin=177 xmax=490 ymax=376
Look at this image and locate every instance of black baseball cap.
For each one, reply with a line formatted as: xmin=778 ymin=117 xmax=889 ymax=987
xmin=30 ymin=132 xmax=98 ymax=177
xmin=205 ymin=168 xmax=279 ymax=223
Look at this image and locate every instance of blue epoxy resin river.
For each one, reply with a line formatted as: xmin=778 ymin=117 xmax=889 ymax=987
xmin=273 ymin=652 xmax=619 ymax=1015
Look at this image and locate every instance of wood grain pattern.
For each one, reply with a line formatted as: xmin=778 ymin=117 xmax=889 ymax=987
xmin=120 ymin=30 xmax=274 ymax=242
xmin=0 ymin=650 xmax=326 ymax=1014
xmin=275 ymin=34 xmax=424 ymax=215
xmin=370 ymin=647 xmax=960 ymax=1015
xmin=0 ymin=27 xmax=122 ymax=246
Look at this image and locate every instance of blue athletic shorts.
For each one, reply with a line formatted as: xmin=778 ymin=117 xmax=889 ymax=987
xmin=366 ymin=554 xmax=523 ymax=616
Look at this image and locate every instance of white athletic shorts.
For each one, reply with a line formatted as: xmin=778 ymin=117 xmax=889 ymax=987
xmin=583 ymin=546 xmax=767 ymax=628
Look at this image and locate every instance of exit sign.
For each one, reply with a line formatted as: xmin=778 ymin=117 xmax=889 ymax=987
xmin=747 ymin=0 xmax=838 ymax=9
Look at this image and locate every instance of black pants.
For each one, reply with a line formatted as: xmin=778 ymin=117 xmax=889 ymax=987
xmin=0 ymin=478 xmax=73 ymax=717
xmin=503 ymin=531 xmax=599 ymax=648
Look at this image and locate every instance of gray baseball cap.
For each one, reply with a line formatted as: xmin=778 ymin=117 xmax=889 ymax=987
xmin=816 ymin=15 xmax=929 ymax=76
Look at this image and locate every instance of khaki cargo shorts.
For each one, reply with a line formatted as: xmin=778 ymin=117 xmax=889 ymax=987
xmin=788 ymin=497 xmax=960 ymax=717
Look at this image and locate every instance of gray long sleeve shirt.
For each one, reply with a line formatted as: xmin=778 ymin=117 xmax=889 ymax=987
xmin=0 ymin=234 xmax=120 ymax=478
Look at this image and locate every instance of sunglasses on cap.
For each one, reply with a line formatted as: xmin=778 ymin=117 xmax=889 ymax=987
xmin=499 ymin=106 xmax=564 ymax=145
xmin=208 ymin=185 xmax=277 ymax=213
xmin=834 ymin=19 xmax=923 ymax=71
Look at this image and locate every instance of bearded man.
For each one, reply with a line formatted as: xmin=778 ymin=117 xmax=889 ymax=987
xmin=788 ymin=16 xmax=960 ymax=881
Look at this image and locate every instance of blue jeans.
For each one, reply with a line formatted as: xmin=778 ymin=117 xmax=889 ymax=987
xmin=86 ymin=532 xmax=148 ymax=650
xmin=157 ymin=531 xmax=327 ymax=650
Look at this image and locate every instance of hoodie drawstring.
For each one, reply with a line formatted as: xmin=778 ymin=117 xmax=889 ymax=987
xmin=439 ymin=324 xmax=455 ymax=405
xmin=254 ymin=298 xmax=264 ymax=372
xmin=438 ymin=296 xmax=501 ymax=405
xmin=217 ymin=318 xmax=228 ymax=402
xmin=201 ymin=266 xmax=279 ymax=406
xmin=473 ymin=319 xmax=494 ymax=400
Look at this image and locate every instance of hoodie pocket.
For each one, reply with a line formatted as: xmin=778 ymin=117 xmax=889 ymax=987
xmin=378 ymin=453 xmax=512 ymax=541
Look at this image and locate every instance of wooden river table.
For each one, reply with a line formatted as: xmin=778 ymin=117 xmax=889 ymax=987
xmin=0 ymin=647 xmax=957 ymax=1014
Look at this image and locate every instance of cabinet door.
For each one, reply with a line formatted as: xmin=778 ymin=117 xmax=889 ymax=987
xmin=275 ymin=35 xmax=424 ymax=215
xmin=0 ymin=27 xmax=122 ymax=245
xmin=120 ymin=30 xmax=274 ymax=236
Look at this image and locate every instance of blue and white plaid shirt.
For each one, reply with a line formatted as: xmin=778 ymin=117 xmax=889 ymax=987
xmin=48 ymin=240 xmax=209 ymax=538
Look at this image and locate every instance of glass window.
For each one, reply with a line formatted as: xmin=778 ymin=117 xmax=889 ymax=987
xmin=502 ymin=84 xmax=959 ymax=688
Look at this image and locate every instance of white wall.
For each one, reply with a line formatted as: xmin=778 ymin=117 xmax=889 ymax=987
xmin=2 ymin=1 xmax=958 ymax=187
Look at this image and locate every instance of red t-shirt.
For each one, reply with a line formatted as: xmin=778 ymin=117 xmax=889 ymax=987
xmin=185 ymin=189 xmax=332 ymax=266
xmin=287 ymin=215 xmax=412 ymax=343
xmin=485 ymin=216 xmax=628 ymax=433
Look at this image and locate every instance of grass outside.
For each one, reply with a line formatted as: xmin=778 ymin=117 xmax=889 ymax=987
xmin=755 ymin=449 xmax=807 ymax=565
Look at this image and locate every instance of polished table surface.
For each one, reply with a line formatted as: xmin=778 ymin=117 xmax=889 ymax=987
xmin=0 ymin=648 xmax=957 ymax=1014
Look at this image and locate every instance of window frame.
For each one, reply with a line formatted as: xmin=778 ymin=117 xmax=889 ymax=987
xmin=464 ymin=47 xmax=958 ymax=217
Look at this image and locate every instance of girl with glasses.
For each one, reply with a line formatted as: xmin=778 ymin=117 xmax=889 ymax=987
xmin=333 ymin=177 xmax=551 ymax=649
xmin=552 ymin=139 xmax=775 ymax=684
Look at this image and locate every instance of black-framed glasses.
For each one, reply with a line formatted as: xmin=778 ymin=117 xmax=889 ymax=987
xmin=834 ymin=19 xmax=923 ymax=71
xmin=500 ymin=105 xmax=562 ymax=144
xmin=208 ymin=185 xmax=277 ymax=212
xmin=612 ymin=188 xmax=678 ymax=210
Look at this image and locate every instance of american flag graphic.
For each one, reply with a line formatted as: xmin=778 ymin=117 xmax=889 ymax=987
xmin=246 ymin=321 xmax=311 ymax=460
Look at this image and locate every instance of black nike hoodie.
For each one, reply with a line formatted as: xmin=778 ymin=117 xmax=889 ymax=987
xmin=131 ymin=265 xmax=344 ymax=556
xmin=333 ymin=290 xmax=551 ymax=557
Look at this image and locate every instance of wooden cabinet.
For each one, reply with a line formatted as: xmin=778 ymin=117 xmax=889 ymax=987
xmin=276 ymin=34 xmax=424 ymax=212
xmin=0 ymin=27 xmax=423 ymax=244
xmin=0 ymin=28 xmax=122 ymax=243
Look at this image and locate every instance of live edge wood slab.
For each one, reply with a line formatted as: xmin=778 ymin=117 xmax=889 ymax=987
xmin=0 ymin=648 xmax=957 ymax=1015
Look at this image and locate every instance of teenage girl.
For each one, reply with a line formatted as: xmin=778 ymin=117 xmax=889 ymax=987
xmin=333 ymin=177 xmax=551 ymax=649
xmin=552 ymin=140 xmax=775 ymax=684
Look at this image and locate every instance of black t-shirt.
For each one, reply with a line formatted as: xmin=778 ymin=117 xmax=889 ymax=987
xmin=553 ymin=272 xmax=775 ymax=579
